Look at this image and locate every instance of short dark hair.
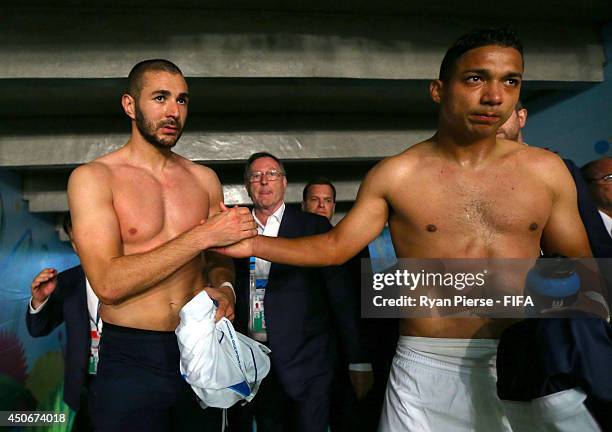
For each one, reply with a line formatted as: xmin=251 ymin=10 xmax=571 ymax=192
xmin=244 ymin=152 xmax=286 ymax=182
xmin=439 ymin=28 xmax=523 ymax=82
xmin=302 ymin=178 xmax=337 ymax=202
xmin=62 ymin=211 xmax=72 ymax=238
xmin=127 ymin=59 xmax=183 ymax=98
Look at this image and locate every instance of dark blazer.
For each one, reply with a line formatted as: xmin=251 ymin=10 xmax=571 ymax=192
xmin=233 ymin=205 xmax=366 ymax=400
xmin=564 ymin=159 xmax=612 ymax=258
xmin=26 ymin=265 xmax=89 ymax=411
xmin=497 ymin=317 xmax=612 ymax=430
xmin=564 ymin=159 xmax=612 ymax=305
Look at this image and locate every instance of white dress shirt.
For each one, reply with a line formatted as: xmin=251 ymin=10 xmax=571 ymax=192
xmin=599 ymin=210 xmax=612 ymax=239
xmin=252 ymin=203 xmax=286 ymax=280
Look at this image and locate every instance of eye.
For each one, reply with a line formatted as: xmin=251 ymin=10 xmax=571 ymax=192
xmin=249 ymin=172 xmax=263 ymax=183
xmin=154 ymin=95 xmax=165 ymax=102
xmin=466 ymin=75 xmax=482 ymax=83
xmin=177 ymin=97 xmax=188 ymax=105
xmin=505 ymin=78 xmax=520 ymax=86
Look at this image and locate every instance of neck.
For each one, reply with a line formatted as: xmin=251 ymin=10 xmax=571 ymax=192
xmin=433 ymin=128 xmax=497 ymax=166
xmin=254 ymin=202 xmax=283 ymax=226
xmin=125 ymin=128 xmax=175 ymax=170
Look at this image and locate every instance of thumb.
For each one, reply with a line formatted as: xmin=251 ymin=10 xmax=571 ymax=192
xmin=219 ymin=202 xmax=229 ymax=212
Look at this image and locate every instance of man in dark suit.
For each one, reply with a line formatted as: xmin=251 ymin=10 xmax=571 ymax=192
xmin=228 ymin=153 xmax=368 ymax=432
xmin=26 ymin=214 xmax=97 ymax=432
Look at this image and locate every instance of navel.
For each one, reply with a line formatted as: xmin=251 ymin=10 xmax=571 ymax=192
xmin=128 ymin=228 xmax=138 ymax=236
xmin=426 ymin=224 xmax=438 ymax=232
xmin=528 ymin=222 xmax=538 ymax=231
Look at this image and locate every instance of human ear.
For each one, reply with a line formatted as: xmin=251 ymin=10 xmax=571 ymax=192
xmin=121 ymin=94 xmax=136 ymax=120
xmin=429 ymin=80 xmax=443 ymax=104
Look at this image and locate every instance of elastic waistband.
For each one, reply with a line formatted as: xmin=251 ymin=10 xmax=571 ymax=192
xmin=396 ymin=336 xmax=498 ymax=371
xmin=102 ymin=322 xmax=177 ymax=341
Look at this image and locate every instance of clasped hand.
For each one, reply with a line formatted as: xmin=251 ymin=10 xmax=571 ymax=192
xmin=200 ymin=203 xmax=257 ymax=248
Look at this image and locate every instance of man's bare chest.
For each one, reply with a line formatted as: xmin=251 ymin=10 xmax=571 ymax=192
xmin=110 ymin=170 xmax=210 ymax=244
xmin=391 ymin=172 xmax=553 ymax=236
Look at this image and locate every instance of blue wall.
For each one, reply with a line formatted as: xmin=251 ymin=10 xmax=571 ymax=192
xmin=524 ymin=22 xmax=612 ymax=165
xmin=0 ymin=169 xmax=78 ymax=430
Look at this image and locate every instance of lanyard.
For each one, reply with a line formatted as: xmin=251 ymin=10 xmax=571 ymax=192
xmin=88 ymin=302 xmax=101 ymax=333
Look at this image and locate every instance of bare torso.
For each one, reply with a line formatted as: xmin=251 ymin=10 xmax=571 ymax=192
xmin=384 ymin=139 xmax=553 ymax=338
xmin=95 ymin=150 xmax=213 ymax=330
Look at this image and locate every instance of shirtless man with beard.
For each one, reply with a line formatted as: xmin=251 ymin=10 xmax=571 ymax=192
xmin=68 ymin=59 xmax=257 ymax=432
xmin=216 ymin=30 xmax=606 ymax=431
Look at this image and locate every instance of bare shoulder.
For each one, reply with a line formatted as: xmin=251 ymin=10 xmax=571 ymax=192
xmin=369 ymin=140 xmax=431 ymax=180
xmin=515 ymin=145 xmax=569 ymax=178
xmin=511 ymin=145 xmax=574 ymax=197
xmin=359 ymin=140 xmax=432 ymax=199
xmin=180 ymin=158 xmax=221 ymax=186
xmin=68 ymin=160 xmax=113 ymax=190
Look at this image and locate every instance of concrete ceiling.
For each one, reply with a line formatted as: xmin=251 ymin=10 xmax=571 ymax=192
xmin=1 ymin=2 xmax=610 ymax=214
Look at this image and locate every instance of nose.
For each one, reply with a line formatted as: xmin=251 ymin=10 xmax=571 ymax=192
xmin=482 ymin=82 xmax=503 ymax=106
xmin=259 ymin=174 xmax=269 ymax=185
xmin=317 ymin=199 xmax=325 ymax=208
xmin=166 ymin=100 xmax=180 ymax=118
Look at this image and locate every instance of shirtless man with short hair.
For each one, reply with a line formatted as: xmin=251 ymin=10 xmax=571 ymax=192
xmin=217 ymin=29 xmax=604 ymax=430
xmin=68 ymin=59 xmax=257 ymax=432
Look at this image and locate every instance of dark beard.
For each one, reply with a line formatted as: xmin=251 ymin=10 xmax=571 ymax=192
xmin=135 ymin=108 xmax=183 ymax=149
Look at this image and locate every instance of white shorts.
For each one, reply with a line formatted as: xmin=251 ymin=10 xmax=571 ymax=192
xmin=501 ymin=388 xmax=600 ymax=432
xmin=379 ymin=336 xmax=512 ymax=432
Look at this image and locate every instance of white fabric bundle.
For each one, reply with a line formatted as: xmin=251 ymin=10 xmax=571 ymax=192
xmin=176 ymin=291 xmax=271 ymax=409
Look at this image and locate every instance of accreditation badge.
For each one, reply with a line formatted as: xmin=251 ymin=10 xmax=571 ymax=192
xmin=251 ymin=278 xmax=267 ymax=333
xmin=88 ymin=329 xmax=101 ymax=375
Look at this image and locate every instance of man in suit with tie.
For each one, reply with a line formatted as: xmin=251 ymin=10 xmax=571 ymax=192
xmin=26 ymin=213 xmax=98 ymax=431
xmin=228 ymin=152 xmax=367 ymax=432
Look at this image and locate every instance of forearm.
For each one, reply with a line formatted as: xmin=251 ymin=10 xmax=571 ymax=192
xmin=26 ymin=297 xmax=62 ymax=337
xmin=254 ymin=232 xmax=347 ymax=267
xmin=90 ymin=227 xmax=208 ymax=304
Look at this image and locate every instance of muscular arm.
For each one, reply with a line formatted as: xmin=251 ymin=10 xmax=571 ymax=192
xmin=540 ymin=155 xmax=608 ymax=314
xmin=253 ymin=162 xmax=391 ymax=266
xmin=68 ymin=163 xmax=253 ymax=305
xmin=203 ymin=176 xmax=235 ymax=293
xmin=540 ymin=155 xmax=592 ymax=258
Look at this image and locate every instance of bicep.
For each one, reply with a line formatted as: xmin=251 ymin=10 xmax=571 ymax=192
xmin=205 ymin=170 xmax=224 ymax=218
xmin=68 ymin=166 xmax=123 ymax=290
xmin=329 ymin=168 xmax=389 ymax=262
xmin=541 ymin=164 xmax=592 ymax=258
